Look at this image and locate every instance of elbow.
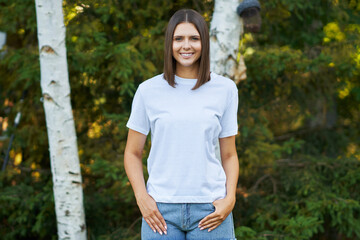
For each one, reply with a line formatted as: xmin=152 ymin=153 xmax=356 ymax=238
xmin=221 ymin=152 xmax=238 ymax=163
xmin=124 ymin=147 xmax=142 ymax=163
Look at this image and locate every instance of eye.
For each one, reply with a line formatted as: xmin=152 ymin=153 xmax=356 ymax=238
xmin=191 ymin=36 xmax=200 ymax=41
xmin=174 ymin=37 xmax=183 ymax=41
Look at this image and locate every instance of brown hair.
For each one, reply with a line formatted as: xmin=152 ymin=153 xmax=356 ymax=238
xmin=163 ymin=9 xmax=210 ymax=90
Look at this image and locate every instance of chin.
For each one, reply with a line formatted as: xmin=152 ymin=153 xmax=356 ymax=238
xmin=181 ymin=63 xmax=196 ymax=67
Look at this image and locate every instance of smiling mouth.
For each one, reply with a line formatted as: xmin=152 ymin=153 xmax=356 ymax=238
xmin=180 ymin=53 xmax=194 ymax=57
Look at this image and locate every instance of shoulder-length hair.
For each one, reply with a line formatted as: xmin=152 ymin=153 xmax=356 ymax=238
xmin=163 ymin=9 xmax=210 ymax=90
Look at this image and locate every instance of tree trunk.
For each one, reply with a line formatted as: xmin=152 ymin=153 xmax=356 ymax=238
xmin=210 ymin=0 xmax=246 ymax=83
xmin=34 ymin=1 xmax=87 ymax=239
xmin=0 ymin=31 xmax=6 ymax=58
xmin=0 ymin=31 xmax=5 ymax=48
xmin=210 ymin=0 xmax=244 ymax=160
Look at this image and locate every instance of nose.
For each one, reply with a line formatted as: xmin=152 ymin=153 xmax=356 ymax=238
xmin=182 ymin=39 xmax=190 ymax=49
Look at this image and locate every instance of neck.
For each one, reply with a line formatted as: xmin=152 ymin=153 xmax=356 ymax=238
xmin=175 ymin=63 xmax=199 ymax=79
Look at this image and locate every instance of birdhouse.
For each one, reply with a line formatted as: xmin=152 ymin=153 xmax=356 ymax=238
xmin=237 ymin=0 xmax=261 ymax=33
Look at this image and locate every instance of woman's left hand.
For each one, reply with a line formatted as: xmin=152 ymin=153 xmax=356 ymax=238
xmin=198 ymin=196 xmax=236 ymax=232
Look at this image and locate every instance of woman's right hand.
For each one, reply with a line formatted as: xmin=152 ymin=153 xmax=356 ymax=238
xmin=124 ymin=130 xmax=167 ymax=234
xmin=136 ymin=193 xmax=167 ymax=235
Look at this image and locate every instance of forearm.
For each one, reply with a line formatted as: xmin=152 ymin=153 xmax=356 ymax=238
xmin=124 ymin=152 xmax=148 ymax=199
xmin=199 ymin=152 xmax=239 ymax=231
xmin=124 ymin=132 xmax=167 ymax=235
xmin=222 ymin=155 xmax=239 ymax=200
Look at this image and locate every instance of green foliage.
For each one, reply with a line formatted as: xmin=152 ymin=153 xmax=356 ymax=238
xmin=0 ymin=0 xmax=213 ymax=239
xmin=233 ymin=1 xmax=360 ymax=239
xmin=235 ymin=226 xmax=259 ymax=239
xmin=0 ymin=174 xmax=56 ymax=240
xmin=235 ymin=156 xmax=360 ymax=240
xmin=1 ymin=0 xmax=359 ymax=239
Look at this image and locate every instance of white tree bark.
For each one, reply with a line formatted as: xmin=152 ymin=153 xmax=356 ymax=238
xmin=35 ymin=1 xmax=87 ymax=239
xmin=210 ymin=0 xmax=246 ymax=161
xmin=0 ymin=31 xmax=6 ymax=59
xmin=210 ymin=0 xmax=246 ymax=83
xmin=0 ymin=31 xmax=6 ymax=49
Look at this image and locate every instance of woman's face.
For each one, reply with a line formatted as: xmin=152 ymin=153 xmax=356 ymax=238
xmin=172 ymin=22 xmax=202 ymax=70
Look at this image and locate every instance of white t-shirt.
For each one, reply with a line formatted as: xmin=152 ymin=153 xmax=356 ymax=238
xmin=126 ymin=72 xmax=238 ymax=203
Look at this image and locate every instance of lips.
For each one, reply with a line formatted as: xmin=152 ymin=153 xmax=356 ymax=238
xmin=180 ymin=53 xmax=194 ymax=58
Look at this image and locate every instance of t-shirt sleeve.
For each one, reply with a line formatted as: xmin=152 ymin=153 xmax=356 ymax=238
xmin=219 ymin=84 xmax=239 ymax=138
xmin=126 ymin=87 xmax=150 ymax=135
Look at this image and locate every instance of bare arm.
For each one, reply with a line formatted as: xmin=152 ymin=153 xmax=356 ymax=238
xmin=124 ymin=129 xmax=148 ymax=198
xmin=199 ymin=135 xmax=239 ymax=232
xmin=124 ymin=129 xmax=167 ymax=235
xmin=220 ymin=135 xmax=239 ymax=202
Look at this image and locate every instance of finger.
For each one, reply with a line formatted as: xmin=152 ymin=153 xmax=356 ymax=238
xmin=152 ymin=214 xmax=167 ymax=235
xmin=208 ymin=222 xmax=221 ymax=232
xmin=155 ymin=211 xmax=168 ymax=233
xmin=149 ymin=216 xmax=164 ymax=235
xmin=199 ymin=213 xmax=221 ymax=227
xmin=145 ymin=218 xmax=157 ymax=233
xmin=199 ymin=212 xmax=217 ymax=226
xmin=199 ymin=218 xmax=220 ymax=230
xmin=199 ymin=215 xmax=221 ymax=229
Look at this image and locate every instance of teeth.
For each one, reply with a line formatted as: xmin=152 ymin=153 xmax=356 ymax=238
xmin=181 ymin=53 xmax=193 ymax=56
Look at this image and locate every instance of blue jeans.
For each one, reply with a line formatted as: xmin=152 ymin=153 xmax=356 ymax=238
xmin=141 ymin=202 xmax=236 ymax=240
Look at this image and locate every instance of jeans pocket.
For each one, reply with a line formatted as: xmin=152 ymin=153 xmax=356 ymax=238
xmin=208 ymin=202 xmax=216 ymax=211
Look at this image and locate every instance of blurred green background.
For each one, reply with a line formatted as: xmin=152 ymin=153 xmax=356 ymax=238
xmin=0 ymin=0 xmax=359 ymax=239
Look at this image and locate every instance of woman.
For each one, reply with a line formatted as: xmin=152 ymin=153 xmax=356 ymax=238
xmin=124 ymin=9 xmax=239 ymax=239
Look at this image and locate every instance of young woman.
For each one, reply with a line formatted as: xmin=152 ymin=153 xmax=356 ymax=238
xmin=124 ymin=9 xmax=239 ymax=240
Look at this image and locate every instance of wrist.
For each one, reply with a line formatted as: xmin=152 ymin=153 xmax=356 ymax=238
xmin=225 ymin=194 xmax=236 ymax=203
xmin=134 ymin=190 xmax=149 ymax=201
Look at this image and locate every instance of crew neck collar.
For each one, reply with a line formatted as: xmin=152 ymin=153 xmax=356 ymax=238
xmin=175 ymin=75 xmax=197 ymax=85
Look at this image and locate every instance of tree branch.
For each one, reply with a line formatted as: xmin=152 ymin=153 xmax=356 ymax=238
xmin=250 ymin=174 xmax=277 ymax=194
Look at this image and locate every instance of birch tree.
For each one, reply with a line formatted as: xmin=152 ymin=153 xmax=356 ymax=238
xmin=210 ymin=0 xmax=245 ymax=160
xmin=0 ymin=31 xmax=5 ymax=49
xmin=210 ymin=0 xmax=246 ymax=83
xmin=0 ymin=31 xmax=6 ymax=58
xmin=34 ymin=1 xmax=87 ymax=239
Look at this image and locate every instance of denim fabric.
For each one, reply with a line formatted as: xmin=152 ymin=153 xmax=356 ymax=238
xmin=141 ymin=202 xmax=236 ymax=240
